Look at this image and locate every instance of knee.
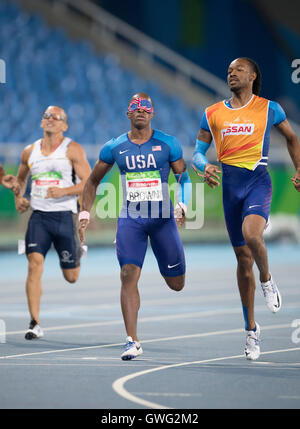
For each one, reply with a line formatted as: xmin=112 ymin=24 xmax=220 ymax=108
xmin=244 ymin=234 xmax=262 ymax=250
xmin=63 ymin=269 xmax=79 ymax=284
xmin=236 ymin=252 xmax=254 ymax=276
xmin=27 ymin=255 xmax=44 ymax=276
xmin=121 ymin=264 xmax=140 ymax=284
xmin=165 ymin=276 xmax=185 ymax=292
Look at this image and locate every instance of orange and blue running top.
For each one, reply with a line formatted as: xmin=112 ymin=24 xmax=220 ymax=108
xmin=200 ymin=95 xmax=286 ymax=170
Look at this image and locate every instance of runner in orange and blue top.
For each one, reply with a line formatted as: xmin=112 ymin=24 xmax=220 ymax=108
xmin=193 ymin=57 xmax=300 ymax=360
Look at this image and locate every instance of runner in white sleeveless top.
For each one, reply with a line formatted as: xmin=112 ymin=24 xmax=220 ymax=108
xmin=15 ymin=106 xmax=91 ymax=340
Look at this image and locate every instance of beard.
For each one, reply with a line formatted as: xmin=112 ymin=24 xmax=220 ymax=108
xmin=133 ymin=119 xmax=148 ymax=129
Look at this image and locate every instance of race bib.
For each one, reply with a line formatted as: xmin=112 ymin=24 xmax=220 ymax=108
xmin=126 ymin=171 xmax=163 ymax=202
xmin=31 ymin=171 xmax=63 ymax=199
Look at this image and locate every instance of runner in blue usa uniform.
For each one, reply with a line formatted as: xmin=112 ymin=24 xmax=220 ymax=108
xmin=79 ymin=93 xmax=191 ymax=360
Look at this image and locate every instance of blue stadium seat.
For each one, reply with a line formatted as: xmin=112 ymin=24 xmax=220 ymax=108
xmin=0 ymin=0 xmax=205 ymax=154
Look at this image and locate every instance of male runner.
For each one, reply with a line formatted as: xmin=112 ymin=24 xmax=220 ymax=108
xmin=79 ymin=93 xmax=191 ymax=360
xmin=193 ymin=57 xmax=300 ymax=360
xmin=15 ymin=106 xmax=91 ymax=340
xmin=0 ymin=163 xmax=19 ymax=193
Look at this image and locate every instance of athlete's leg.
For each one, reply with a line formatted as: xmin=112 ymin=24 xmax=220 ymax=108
xmin=149 ymin=217 xmax=186 ymax=291
xmin=62 ymin=267 xmax=80 ymax=283
xmin=116 ymin=217 xmax=148 ymax=342
xmin=242 ymin=214 xmax=269 ymax=283
xmin=25 ymin=212 xmax=52 ymax=327
xmin=163 ymin=274 xmax=185 ymax=291
xmin=26 ymin=252 xmax=44 ymax=325
xmin=120 ymin=264 xmax=142 ymax=341
xmin=233 ymin=245 xmax=256 ymax=331
xmin=53 ymin=212 xmax=81 ymax=284
xmin=222 ymin=179 xmax=256 ymax=331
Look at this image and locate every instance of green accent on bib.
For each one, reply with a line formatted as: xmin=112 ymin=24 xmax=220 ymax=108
xmin=32 ymin=171 xmax=63 ymax=180
xmin=126 ymin=171 xmax=160 ymax=180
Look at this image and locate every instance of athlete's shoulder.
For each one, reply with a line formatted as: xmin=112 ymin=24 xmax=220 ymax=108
xmin=104 ymin=133 xmax=128 ymax=149
xmin=66 ymin=140 xmax=89 ymax=161
xmin=153 ymin=129 xmax=182 ymax=162
xmin=205 ymin=101 xmax=224 ymax=119
xmin=25 ymin=139 xmax=39 ymax=156
xmin=268 ymin=99 xmax=287 ymax=125
xmin=206 ymin=100 xmax=224 ymax=111
xmin=152 ymin=129 xmax=179 ymax=145
xmin=252 ymin=95 xmax=269 ymax=105
xmin=99 ymin=133 xmax=128 ymax=164
xmin=22 ymin=142 xmax=35 ymax=165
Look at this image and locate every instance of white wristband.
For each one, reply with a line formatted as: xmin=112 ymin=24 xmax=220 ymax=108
xmin=175 ymin=202 xmax=187 ymax=215
xmin=78 ymin=211 xmax=90 ymax=222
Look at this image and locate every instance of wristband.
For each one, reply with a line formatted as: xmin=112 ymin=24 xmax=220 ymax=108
xmin=79 ymin=211 xmax=90 ymax=222
xmin=175 ymin=202 xmax=187 ymax=215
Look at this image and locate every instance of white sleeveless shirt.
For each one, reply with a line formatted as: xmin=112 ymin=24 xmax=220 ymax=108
xmin=28 ymin=137 xmax=78 ymax=213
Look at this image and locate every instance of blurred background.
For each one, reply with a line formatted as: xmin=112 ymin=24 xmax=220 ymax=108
xmin=0 ymin=0 xmax=300 ymax=249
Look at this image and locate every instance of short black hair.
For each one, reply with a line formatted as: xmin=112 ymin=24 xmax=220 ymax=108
xmin=239 ymin=57 xmax=262 ymax=96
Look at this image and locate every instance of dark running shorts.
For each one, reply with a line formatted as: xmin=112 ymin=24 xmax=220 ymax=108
xmin=25 ymin=210 xmax=81 ymax=269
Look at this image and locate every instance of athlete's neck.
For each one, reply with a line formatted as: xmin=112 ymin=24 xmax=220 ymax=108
xmin=42 ymin=133 xmax=64 ymax=154
xmin=230 ymin=90 xmax=254 ymax=108
xmin=128 ymin=127 xmax=153 ymax=145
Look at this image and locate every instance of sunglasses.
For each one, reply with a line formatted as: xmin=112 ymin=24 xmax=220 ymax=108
xmin=128 ymin=98 xmax=154 ymax=113
xmin=42 ymin=112 xmax=66 ymax=121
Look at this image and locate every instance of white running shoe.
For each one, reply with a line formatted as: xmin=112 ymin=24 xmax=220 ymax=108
xmin=245 ymin=323 xmax=261 ymax=361
xmin=261 ymin=274 xmax=282 ymax=313
xmin=121 ymin=336 xmax=143 ymax=360
xmin=25 ymin=319 xmax=44 ymax=340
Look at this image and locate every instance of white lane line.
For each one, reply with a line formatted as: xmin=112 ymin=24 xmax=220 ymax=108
xmin=112 ymin=346 xmax=300 ymax=410
xmin=4 ymin=302 xmax=300 ymax=336
xmin=4 ymin=311 xmax=236 ymax=336
xmin=0 ymin=322 xmax=293 ymax=360
xmin=131 ymin=392 xmax=203 ymax=397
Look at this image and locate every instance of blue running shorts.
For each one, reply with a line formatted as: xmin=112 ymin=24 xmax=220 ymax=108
xmin=222 ymin=164 xmax=272 ymax=247
xmin=116 ymin=216 xmax=186 ymax=277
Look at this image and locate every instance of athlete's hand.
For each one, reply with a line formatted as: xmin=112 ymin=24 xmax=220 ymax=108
xmin=78 ymin=219 xmax=89 ymax=245
xmin=1 ymin=175 xmax=20 ymax=194
xmin=46 ymin=187 xmax=65 ymax=198
xmin=204 ymin=164 xmax=221 ymax=189
xmin=15 ymin=196 xmax=30 ymax=213
xmin=174 ymin=204 xmax=186 ymax=227
xmin=291 ymin=169 xmax=300 ymax=192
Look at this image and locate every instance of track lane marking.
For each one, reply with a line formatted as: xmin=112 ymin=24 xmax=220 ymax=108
xmin=112 ymin=346 xmax=300 ymax=409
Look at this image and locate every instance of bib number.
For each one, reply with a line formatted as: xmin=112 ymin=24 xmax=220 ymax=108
xmin=126 ymin=171 xmax=163 ymax=202
xmin=31 ymin=171 xmax=63 ymax=199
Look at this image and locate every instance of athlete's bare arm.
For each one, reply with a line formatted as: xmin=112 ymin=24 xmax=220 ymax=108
xmin=275 ymin=119 xmax=300 ymax=191
xmin=170 ymin=158 xmax=186 ymax=226
xmin=46 ymin=141 xmax=91 ymax=199
xmin=79 ymin=159 xmax=113 ymax=244
xmin=15 ymin=146 xmax=32 ymax=213
xmin=196 ymin=128 xmax=221 ymax=189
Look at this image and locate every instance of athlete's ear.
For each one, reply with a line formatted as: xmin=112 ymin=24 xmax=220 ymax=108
xmin=62 ymin=121 xmax=69 ymax=132
xmin=249 ymin=70 xmax=257 ymax=84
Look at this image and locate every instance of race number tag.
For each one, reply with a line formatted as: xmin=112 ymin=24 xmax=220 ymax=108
xmin=31 ymin=171 xmax=63 ymax=199
xmin=126 ymin=171 xmax=163 ymax=202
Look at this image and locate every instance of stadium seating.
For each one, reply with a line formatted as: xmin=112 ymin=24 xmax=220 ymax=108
xmin=0 ymin=0 xmax=204 ymax=150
